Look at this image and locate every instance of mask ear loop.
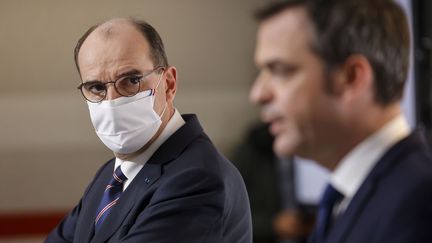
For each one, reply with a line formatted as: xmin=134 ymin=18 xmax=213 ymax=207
xmin=159 ymin=101 xmax=168 ymax=118
xmin=152 ymin=69 xmax=168 ymax=118
xmin=149 ymin=68 xmax=164 ymax=96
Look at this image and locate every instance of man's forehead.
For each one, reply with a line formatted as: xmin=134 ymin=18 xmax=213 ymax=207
xmin=77 ymin=21 xmax=152 ymax=79
xmin=255 ymin=7 xmax=314 ymax=65
xmin=258 ymin=7 xmax=312 ymax=41
xmin=90 ymin=19 xmax=139 ymax=42
xmin=78 ymin=21 xmax=149 ymax=62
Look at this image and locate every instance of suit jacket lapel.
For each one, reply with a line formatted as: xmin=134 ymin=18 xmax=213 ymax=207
xmin=91 ymin=114 xmax=203 ymax=242
xmin=92 ymin=163 xmax=162 ymax=243
xmin=325 ymin=177 xmax=377 ymax=243
xmin=325 ymin=132 xmax=424 ymax=243
xmin=147 ymin=114 xmax=204 ymax=165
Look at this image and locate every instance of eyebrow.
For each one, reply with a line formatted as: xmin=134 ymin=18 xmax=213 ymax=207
xmin=117 ymin=69 xmax=142 ymax=78
xmin=257 ymin=57 xmax=282 ymax=68
xmin=82 ymin=68 xmax=142 ymax=83
xmin=265 ymin=59 xmax=288 ymax=68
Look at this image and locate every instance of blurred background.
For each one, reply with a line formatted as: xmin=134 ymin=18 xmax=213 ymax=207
xmin=1 ymin=0 xmax=431 ymax=242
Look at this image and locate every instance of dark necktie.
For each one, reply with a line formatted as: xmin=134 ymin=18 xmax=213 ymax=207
xmin=95 ymin=166 xmax=127 ymax=231
xmin=315 ymin=184 xmax=343 ymax=242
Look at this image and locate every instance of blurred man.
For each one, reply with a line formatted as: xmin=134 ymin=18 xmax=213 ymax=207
xmin=250 ymin=0 xmax=432 ymax=242
xmin=46 ymin=18 xmax=252 ymax=243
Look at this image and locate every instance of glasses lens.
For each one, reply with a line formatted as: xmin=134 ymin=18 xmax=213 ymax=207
xmin=115 ymin=76 xmax=141 ymax=97
xmin=81 ymin=82 xmax=106 ymax=102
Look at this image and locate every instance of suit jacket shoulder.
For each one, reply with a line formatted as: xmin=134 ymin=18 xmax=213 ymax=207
xmin=325 ymin=131 xmax=432 ymax=243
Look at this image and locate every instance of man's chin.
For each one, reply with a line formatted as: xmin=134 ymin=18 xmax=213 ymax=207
xmin=273 ymin=138 xmax=296 ymax=158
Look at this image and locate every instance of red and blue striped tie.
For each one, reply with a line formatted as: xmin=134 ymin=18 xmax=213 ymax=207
xmin=94 ymin=166 xmax=127 ymax=231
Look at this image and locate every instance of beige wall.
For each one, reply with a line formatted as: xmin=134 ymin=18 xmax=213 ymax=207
xmin=0 ymin=0 xmax=262 ymax=212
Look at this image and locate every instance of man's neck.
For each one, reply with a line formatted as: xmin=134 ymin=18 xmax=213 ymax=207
xmin=318 ymin=104 xmax=402 ymax=171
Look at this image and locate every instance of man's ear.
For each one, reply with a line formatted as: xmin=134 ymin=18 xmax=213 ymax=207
xmin=164 ymin=66 xmax=177 ymax=102
xmin=331 ymin=54 xmax=374 ymax=102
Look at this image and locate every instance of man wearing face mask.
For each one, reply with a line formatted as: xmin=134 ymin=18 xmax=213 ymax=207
xmin=45 ymin=18 xmax=252 ymax=243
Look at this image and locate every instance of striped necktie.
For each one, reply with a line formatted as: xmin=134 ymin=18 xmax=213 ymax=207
xmin=94 ymin=166 xmax=127 ymax=231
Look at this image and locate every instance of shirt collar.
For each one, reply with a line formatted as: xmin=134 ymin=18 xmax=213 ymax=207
xmin=114 ymin=109 xmax=185 ymax=181
xmin=330 ymin=114 xmax=411 ymax=198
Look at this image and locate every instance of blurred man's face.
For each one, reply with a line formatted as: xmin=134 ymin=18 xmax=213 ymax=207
xmin=250 ymin=7 xmax=340 ymax=159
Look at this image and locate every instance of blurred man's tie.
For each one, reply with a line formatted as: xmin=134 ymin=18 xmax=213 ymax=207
xmin=315 ymin=184 xmax=343 ymax=242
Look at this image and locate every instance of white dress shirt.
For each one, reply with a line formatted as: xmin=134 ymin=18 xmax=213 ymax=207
xmin=114 ymin=109 xmax=185 ymax=190
xmin=330 ymin=114 xmax=411 ymax=215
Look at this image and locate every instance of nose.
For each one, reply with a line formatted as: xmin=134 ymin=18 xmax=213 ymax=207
xmin=249 ymin=73 xmax=273 ymax=106
xmin=105 ymin=84 xmax=122 ymax=100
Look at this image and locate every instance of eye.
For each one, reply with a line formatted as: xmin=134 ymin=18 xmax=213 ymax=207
xmin=83 ymin=82 xmax=106 ymax=94
xmin=118 ymin=75 xmax=142 ymax=87
xmin=268 ymin=62 xmax=298 ymax=77
xmin=128 ymin=76 xmax=142 ymax=85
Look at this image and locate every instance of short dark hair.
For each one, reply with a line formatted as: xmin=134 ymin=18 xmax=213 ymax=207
xmin=255 ymin=0 xmax=410 ymax=105
xmin=74 ymin=18 xmax=168 ymax=74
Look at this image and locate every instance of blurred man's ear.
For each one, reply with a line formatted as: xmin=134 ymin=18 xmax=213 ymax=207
xmin=330 ymin=54 xmax=374 ymax=102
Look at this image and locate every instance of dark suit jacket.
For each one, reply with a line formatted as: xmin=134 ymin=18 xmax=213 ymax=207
xmin=46 ymin=114 xmax=252 ymax=243
xmin=309 ymin=131 xmax=432 ymax=243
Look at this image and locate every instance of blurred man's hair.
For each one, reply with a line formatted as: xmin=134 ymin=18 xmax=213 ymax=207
xmin=255 ymin=0 xmax=410 ymax=105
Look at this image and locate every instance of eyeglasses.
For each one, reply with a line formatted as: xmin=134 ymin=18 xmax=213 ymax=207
xmin=77 ymin=66 xmax=165 ymax=103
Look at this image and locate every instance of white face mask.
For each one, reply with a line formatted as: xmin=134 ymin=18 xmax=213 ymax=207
xmin=87 ymin=75 xmax=166 ymax=154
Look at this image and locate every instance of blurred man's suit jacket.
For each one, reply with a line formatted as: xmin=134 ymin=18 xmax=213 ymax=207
xmin=309 ymin=131 xmax=432 ymax=243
